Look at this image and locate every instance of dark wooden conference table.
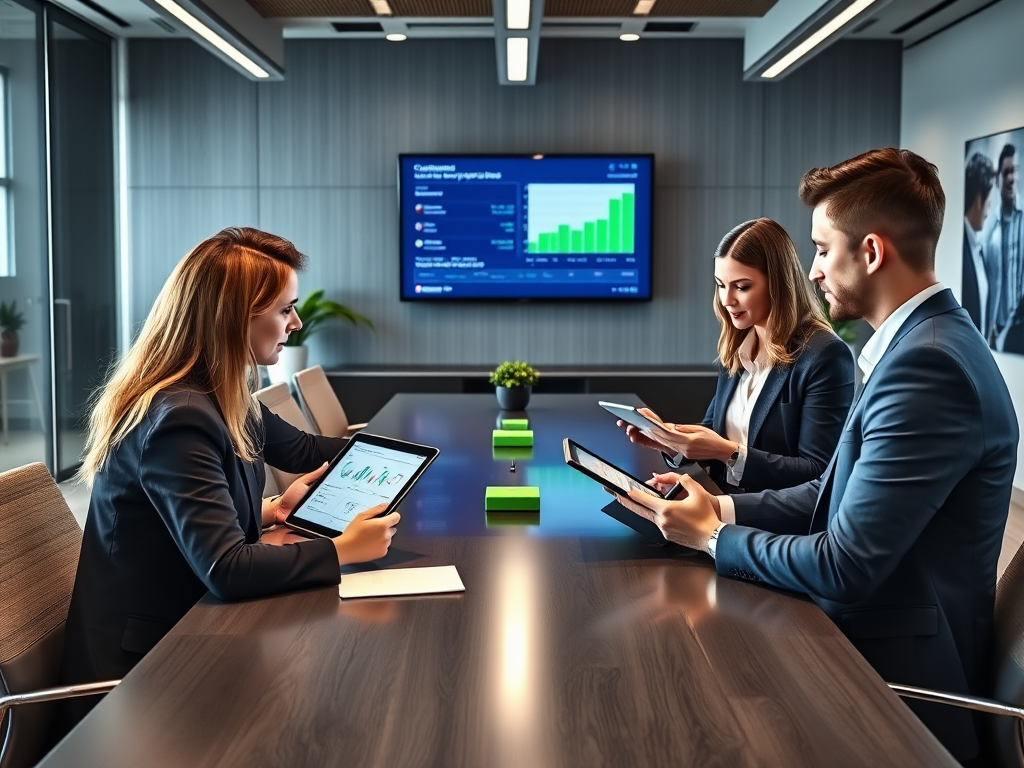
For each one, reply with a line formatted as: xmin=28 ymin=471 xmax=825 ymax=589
xmin=41 ymin=394 xmax=957 ymax=768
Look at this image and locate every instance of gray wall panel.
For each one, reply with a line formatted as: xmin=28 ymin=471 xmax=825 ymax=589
xmin=128 ymin=40 xmax=258 ymax=188
xmin=128 ymin=37 xmax=901 ymax=366
xmin=129 ymin=188 xmax=259 ymax=328
xmin=763 ymin=41 xmax=903 ymax=188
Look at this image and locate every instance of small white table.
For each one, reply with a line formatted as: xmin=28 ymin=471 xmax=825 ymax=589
xmin=0 ymin=354 xmax=45 ymax=445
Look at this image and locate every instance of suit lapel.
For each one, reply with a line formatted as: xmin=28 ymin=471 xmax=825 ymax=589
xmin=746 ymin=365 xmax=786 ymax=448
xmin=237 ymin=456 xmax=262 ymax=538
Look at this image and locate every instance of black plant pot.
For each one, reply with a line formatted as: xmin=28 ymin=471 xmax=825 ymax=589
xmin=496 ymin=385 xmax=531 ymax=411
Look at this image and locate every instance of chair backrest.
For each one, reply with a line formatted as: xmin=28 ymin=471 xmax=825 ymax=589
xmin=0 ymin=463 xmax=83 ymax=768
xmin=293 ymin=366 xmax=350 ymax=437
xmin=992 ymin=540 xmax=1024 ymax=767
xmin=253 ymin=382 xmax=313 ymax=489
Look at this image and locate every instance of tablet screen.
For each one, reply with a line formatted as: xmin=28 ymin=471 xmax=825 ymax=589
xmin=289 ymin=439 xmax=433 ymax=536
xmin=567 ymin=441 xmax=661 ymax=499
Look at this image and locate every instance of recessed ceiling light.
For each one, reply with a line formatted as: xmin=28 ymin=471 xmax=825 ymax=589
xmin=633 ymin=0 xmax=656 ymax=14
xmin=507 ymin=0 xmax=530 ymax=30
xmin=507 ymin=37 xmax=528 ymax=82
xmin=369 ymin=0 xmax=392 ymax=14
xmin=386 ymin=33 xmax=407 ymax=41
xmin=619 ymin=33 xmax=640 ymax=42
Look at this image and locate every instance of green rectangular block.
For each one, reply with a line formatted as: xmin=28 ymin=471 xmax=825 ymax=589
xmin=492 ymin=446 xmax=533 ymax=461
xmin=500 ymin=418 xmax=529 ymax=430
xmin=492 ymin=429 xmax=533 ymax=447
xmin=486 ymin=511 xmax=540 ymax=527
xmin=485 ymin=486 xmax=541 ymax=512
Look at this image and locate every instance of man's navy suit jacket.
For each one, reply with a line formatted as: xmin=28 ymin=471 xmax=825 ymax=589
xmin=717 ymin=289 xmax=1018 ymax=759
xmin=697 ymin=328 xmax=854 ymax=493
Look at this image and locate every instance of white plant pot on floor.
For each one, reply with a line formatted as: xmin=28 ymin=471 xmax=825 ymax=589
xmin=266 ymin=345 xmax=309 ymax=388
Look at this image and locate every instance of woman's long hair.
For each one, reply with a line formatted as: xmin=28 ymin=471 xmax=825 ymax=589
xmin=79 ymin=227 xmax=307 ymax=484
xmin=713 ymin=218 xmax=831 ymax=376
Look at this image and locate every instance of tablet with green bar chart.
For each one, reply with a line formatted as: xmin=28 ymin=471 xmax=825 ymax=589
xmin=399 ymin=154 xmax=653 ymax=301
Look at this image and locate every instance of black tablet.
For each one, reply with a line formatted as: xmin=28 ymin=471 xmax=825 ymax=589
xmin=598 ymin=400 xmax=674 ymax=439
xmin=284 ymin=433 xmax=439 ymax=539
xmin=563 ymin=438 xmax=684 ymax=542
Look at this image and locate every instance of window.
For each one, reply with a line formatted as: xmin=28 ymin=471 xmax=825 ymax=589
xmin=0 ymin=66 xmax=10 ymax=276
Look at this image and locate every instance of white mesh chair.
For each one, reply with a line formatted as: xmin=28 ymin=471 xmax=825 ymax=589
xmin=253 ymin=382 xmax=314 ymax=491
xmin=889 ymin=540 xmax=1024 ymax=767
xmin=292 ymin=366 xmax=366 ymax=438
xmin=0 ymin=463 xmax=119 ymax=768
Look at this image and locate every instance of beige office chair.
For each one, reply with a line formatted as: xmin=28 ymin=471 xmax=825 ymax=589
xmin=889 ymin=540 xmax=1024 ymax=767
xmin=254 ymin=382 xmax=315 ymax=490
xmin=0 ymin=463 xmax=119 ymax=768
xmin=293 ymin=365 xmax=366 ymax=438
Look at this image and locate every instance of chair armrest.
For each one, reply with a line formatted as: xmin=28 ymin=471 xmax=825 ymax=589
xmin=889 ymin=682 xmax=1024 ymax=720
xmin=345 ymin=423 xmax=368 ymax=436
xmin=0 ymin=680 xmax=120 ymax=721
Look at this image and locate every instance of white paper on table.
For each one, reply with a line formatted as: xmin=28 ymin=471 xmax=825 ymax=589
xmin=338 ymin=565 xmax=465 ymax=599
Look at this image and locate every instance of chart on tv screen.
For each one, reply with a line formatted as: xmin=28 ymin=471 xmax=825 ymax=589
xmin=399 ymin=156 xmax=652 ymax=300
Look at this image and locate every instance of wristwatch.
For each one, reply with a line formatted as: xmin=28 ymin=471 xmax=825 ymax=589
xmin=727 ymin=447 xmax=740 ymax=470
xmin=706 ymin=522 xmax=726 ymax=559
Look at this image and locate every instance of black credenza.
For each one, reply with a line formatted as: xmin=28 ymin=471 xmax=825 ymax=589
xmin=325 ymin=365 xmax=718 ymax=425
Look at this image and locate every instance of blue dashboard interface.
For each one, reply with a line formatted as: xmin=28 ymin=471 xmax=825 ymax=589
xmin=399 ymin=155 xmax=653 ymax=300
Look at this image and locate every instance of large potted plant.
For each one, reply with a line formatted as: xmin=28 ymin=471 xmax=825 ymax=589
xmin=0 ymin=300 xmax=26 ymax=358
xmin=267 ymin=290 xmax=373 ymax=385
xmin=490 ymin=361 xmax=539 ymax=410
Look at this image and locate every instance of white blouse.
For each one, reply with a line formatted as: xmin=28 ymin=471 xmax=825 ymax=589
xmin=722 ymin=330 xmax=773 ymax=486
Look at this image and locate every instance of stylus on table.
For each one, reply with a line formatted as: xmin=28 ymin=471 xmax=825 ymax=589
xmin=511 ymin=459 xmax=516 ymax=473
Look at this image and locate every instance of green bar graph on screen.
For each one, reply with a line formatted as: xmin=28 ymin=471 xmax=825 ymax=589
xmin=609 ymin=198 xmax=621 ymax=253
xmin=526 ymin=186 xmax=637 ymax=255
xmin=558 ymin=225 xmax=571 ymax=253
xmin=622 ymin=192 xmax=634 ymax=252
xmin=584 ymin=222 xmax=596 ymax=252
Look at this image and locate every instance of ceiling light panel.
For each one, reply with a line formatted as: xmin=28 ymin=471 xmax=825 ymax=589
xmin=507 ymin=0 xmax=530 ymax=28
xmin=506 ymin=37 xmax=528 ymax=81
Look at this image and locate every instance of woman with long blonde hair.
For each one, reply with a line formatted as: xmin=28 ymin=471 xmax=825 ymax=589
xmin=618 ymin=218 xmax=854 ymax=493
xmin=59 ymin=227 xmax=397 ymax=730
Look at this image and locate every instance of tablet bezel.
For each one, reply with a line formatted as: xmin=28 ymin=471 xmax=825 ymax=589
xmin=563 ymin=438 xmax=667 ymax=501
xmin=283 ymin=432 xmax=439 ymax=539
xmin=598 ymin=401 xmax=674 ymax=438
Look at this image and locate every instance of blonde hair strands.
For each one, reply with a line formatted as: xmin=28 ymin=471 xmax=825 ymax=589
xmin=79 ymin=228 xmax=307 ymax=485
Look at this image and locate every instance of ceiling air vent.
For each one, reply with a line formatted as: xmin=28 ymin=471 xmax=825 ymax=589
xmin=151 ymin=16 xmax=175 ymax=33
xmin=643 ymin=21 xmax=696 ymax=32
xmin=331 ymin=21 xmax=385 ymax=32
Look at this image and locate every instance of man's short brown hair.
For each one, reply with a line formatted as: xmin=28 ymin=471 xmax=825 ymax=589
xmin=799 ymin=148 xmax=945 ymax=272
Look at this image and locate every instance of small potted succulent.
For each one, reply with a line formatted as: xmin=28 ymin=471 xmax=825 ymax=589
xmin=0 ymin=300 xmax=26 ymax=358
xmin=489 ymin=361 xmax=539 ymax=410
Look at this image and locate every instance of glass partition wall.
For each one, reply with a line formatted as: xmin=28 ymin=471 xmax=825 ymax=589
xmin=0 ymin=0 xmax=117 ymax=480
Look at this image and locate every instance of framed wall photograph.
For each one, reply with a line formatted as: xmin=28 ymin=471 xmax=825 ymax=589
xmin=963 ymin=126 xmax=1024 ymax=354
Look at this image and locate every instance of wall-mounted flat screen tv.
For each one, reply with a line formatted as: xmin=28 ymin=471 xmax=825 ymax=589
xmin=399 ymin=154 xmax=654 ymax=301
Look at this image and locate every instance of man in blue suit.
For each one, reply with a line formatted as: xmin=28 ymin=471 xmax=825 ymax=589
xmin=623 ymin=148 xmax=1018 ymax=764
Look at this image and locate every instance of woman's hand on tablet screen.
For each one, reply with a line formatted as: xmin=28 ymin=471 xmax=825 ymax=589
xmin=333 ymin=505 xmax=401 ymax=565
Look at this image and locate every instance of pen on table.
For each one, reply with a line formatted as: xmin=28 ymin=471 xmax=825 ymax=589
xmin=511 ymin=459 xmax=516 ymax=473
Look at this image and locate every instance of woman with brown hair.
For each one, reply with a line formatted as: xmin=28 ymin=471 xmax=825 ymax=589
xmin=59 ymin=227 xmax=397 ymax=729
xmin=619 ymin=218 xmax=854 ymax=493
